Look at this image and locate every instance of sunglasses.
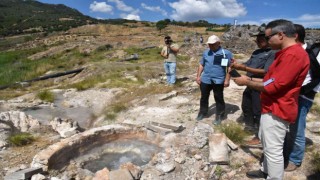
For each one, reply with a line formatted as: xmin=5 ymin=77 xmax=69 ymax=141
xmin=265 ymin=32 xmax=279 ymax=41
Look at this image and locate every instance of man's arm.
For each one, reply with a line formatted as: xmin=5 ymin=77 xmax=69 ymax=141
xmin=233 ymin=75 xmax=266 ymax=92
xmin=232 ymin=63 xmax=266 ymax=76
xmin=170 ymin=44 xmax=179 ymax=53
xmin=196 ymin=64 xmax=204 ymax=85
xmin=224 ymin=67 xmax=231 ymax=87
xmin=160 ymin=48 xmax=167 ymax=58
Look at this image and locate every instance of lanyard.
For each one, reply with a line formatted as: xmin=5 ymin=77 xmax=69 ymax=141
xmin=213 ymin=48 xmax=228 ymax=72
xmin=213 ymin=48 xmax=226 ymax=58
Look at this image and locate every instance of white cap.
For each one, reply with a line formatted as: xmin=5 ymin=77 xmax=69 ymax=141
xmin=206 ymin=35 xmax=220 ymax=44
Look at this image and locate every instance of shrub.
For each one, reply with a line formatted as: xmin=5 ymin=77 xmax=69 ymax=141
xmin=96 ymin=44 xmax=113 ymax=52
xmin=8 ymin=133 xmax=35 ymax=146
xmin=37 ymin=90 xmax=54 ymax=102
xmin=215 ymin=122 xmax=248 ymax=144
xmin=102 ymin=102 xmax=128 ymax=125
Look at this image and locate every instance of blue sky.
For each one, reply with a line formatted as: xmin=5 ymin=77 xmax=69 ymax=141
xmin=37 ymin=0 xmax=320 ymax=28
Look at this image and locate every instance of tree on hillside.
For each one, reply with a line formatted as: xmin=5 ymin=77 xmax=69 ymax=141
xmin=156 ymin=20 xmax=168 ymax=32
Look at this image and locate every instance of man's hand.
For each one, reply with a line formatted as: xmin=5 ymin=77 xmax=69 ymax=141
xmin=196 ymin=77 xmax=201 ymax=85
xmin=231 ymin=63 xmax=246 ymax=71
xmin=232 ymin=75 xmax=249 ymax=86
xmin=224 ymin=81 xmax=230 ymax=87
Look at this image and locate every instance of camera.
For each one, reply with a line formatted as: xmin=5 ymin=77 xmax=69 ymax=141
xmin=229 ymin=69 xmax=241 ymax=77
xmin=165 ymin=39 xmax=172 ymax=45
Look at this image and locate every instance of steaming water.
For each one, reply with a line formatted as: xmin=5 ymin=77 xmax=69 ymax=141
xmin=81 ymin=138 xmax=161 ymax=172
xmin=23 ymin=92 xmax=93 ymax=128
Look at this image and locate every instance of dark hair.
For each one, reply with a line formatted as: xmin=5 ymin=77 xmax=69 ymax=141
xmin=266 ymin=19 xmax=296 ymax=37
xmin=164 ymin=36 xmax=171 ymax=40
xmin=294 ymin=24 xmax=305 ymax=43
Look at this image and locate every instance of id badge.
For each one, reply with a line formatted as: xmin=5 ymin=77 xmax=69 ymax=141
xmin=263 ymin=78 xmax=275 ymax=86
xmin=221 ymin=58 xmax=228 ymax=66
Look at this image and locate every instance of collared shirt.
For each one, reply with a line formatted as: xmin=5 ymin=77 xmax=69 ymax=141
xmin=244 ymin=48 xmax=276 ymax=78
xmin=200 ymin=47 xmax=233 ymax=84
xmin=261 ymin=44 xmax=309 ymax=123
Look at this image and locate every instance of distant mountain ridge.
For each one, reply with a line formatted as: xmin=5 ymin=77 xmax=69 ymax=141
xmin=0 ymin=0 xmax=99 ymax=36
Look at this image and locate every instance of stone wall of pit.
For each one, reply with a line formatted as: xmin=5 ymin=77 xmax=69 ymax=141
xmin=31 ymin=124 xmax=159 ymax=171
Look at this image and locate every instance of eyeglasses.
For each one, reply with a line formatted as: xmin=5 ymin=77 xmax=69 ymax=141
xmin=265 ymin=32 xmax=279 ymax=41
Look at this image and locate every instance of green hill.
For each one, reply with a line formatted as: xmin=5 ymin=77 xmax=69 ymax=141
xmin=0 ymin=0 xmax=99 ymax=36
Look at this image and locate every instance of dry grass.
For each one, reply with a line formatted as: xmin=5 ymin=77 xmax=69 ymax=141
xmin=8 ymin=133 xmax=35 ymax=146
xmin=215 ymin=122 xmax=249 ymax=144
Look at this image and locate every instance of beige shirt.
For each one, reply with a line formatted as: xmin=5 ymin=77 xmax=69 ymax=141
xmin=161 ymin=43 xmax=179 ymax=62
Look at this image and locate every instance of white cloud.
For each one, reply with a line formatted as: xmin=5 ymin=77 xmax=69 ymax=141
xmin=121 ymin=13 xmax=141 ymax=21
xmin=257 ymin=14 xmax=320 ymax=28
xmin=293 ymin=14 xmax=320 ymax=28
xmin=169 ymin=0 xmax=247 ymax=21
xmin=108 ymin=0 xmax=134 ymax=12
xmin=141 ymin=3 xmax=168 ymax=16
xmin=298 ymin=14 xmax=320 ymax=21
xmin=89 ymin=1 xmax=113 ymax=13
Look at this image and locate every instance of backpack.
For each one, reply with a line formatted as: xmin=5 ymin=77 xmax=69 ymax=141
xmin=306 ymin=43 xmax=320 ymax=78
xmin=300 ymin=43 xmax=320 ymax=95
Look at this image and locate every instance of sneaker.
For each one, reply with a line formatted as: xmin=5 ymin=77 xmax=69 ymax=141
xmin=284 ymin=162 xmax=298 ymax=172
xmin=245 ymin=137 xmax=262 ymax=148
xmin=212 ymin=119 xmax=221 ymax=125
xmin=196 ymin=114 xmax=205 ymax=121
xmin=246 ymin=170 xmax=268 ymax=179
xmin=212 ymin=113 xmax=224 ymax=125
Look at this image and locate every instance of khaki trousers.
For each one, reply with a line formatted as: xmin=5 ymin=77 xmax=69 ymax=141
xmin=259 ymin=113 xmax=289 ymax=180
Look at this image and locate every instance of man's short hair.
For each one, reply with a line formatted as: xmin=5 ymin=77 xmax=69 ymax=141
xmin=294 ymin=24 xmax=305 ymax=43
xmin=266 ymin=19 xmax=296 ymax=37
xmin=164 ymin=36 xmax=171 ymax=40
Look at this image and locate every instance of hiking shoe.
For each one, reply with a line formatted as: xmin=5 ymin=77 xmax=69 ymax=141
xmin=284 ymin=162 xmax=298 ymax=172
xmin=196 ymin=114 xmax=205 ymax=121
xmin=212 ymin=119 xmax=221 ymax=125
xmin=213 ymin=113 xmax=224 ymax=125
xmin=246 ymin=170 xmax=268 ymax=179
xmin=245 ymin=137 xmax=262 ymax=148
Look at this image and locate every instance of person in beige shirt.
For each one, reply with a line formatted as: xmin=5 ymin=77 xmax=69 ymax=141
xmin=161 ymin=36 xmax=179 ymax=85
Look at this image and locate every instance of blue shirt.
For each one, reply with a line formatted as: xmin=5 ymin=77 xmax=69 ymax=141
xmin=200 ymin=47 xmax=233 ymax=84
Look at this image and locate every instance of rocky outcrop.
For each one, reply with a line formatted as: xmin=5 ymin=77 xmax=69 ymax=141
xmin=222 ymin=26 xmax=258 ymax=54
xmin=50 ymin=117 xmax=80 ymax=138
xmin=0 ymin=111 xmax=40 ymax=148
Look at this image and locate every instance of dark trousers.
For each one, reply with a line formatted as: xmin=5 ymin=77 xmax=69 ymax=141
xmin=241 ymin=87 xmax=261 ymax=126
xmin=199 ymin=82 xmax=225 ymax=115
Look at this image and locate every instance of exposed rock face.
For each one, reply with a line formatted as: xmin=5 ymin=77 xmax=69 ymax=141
xmin=0 ymin=111 xmax=40 ymax=148
xmin=50 ymin=117 xmax=80 ymax=138
xmin=222 ymin=26 xmax=320 ymax=54
xmin=185 ymin=122 xmax=214 ymax=149
xmin=93 ymin=168 xmax=110 ymax=180
xmin=222 ymin=26 xmax=258 ymax=54
xmin=209 ymin=133 xmax=229 ymax=164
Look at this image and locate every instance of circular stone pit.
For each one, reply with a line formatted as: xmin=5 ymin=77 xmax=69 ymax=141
xmin=31 ymin=124 xmax=163 ymax=178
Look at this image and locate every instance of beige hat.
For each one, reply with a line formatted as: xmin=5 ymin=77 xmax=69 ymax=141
xmin=206 ymin=35 xmax=220 ymax=44
xmin=251 ymin=26 xmax=265 ymax=36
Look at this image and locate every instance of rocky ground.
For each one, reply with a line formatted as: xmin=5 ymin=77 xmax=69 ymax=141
xmin=1 ymin=73 xmax=320 ymax=179
xmin=1 ymin=24 xmax=320 ymax=179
